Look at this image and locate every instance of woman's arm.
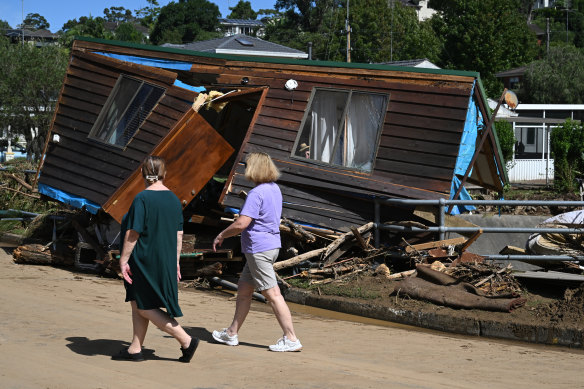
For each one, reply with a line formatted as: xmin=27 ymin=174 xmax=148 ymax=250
xmin=177 ymin=230 xmax=183 ymax=281
xmin=212 ymin=215 xmax=252 ymax=251
xmin=119 ymin=229 xmax=140 ymax=284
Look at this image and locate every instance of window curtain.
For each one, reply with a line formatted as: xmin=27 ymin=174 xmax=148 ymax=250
xmin=309 ymin=90 xmax=347 ymax=163
xmin=346 ymin=93 xmax=386 ymax=170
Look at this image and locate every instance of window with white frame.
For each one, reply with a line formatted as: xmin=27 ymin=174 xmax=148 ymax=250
xmin=292 ymin=88 xmax=389 ymax=171
xmin=88 ymin=75 xmax=165 ymax=148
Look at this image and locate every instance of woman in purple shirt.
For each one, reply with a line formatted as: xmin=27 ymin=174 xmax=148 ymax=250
xmin=212 ymin=152 xmax=302 ymax=352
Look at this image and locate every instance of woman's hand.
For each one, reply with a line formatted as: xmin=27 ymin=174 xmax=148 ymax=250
xmin=213 ymin=233 xmax=224 ymax=252
xmin=177 ymin=264 xmax=182 ymax=282
xmin=121 ymin=262 xmax=133 ymax=284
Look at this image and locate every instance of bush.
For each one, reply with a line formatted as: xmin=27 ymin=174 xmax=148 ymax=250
xmin=550 ymin=119 xmax=584 ymax=192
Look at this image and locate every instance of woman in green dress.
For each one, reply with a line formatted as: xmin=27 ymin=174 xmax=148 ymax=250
xmin=113 ymin=156 xmax=198 ymax=362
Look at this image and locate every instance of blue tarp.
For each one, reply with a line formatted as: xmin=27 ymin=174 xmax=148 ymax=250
xmin=450 ymin=81 xmax=483 ymax=215
xmin=95 ymin=52 xmax=206 ymax=92
xmin=38 ymin=183 xmax=101 ymax=214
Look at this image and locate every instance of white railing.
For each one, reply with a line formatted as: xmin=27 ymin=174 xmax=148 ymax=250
xmin=507 ymin=159 xmax=554 ymax=183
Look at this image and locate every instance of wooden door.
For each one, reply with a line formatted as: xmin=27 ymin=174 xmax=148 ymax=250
xmin=103 ymin=107 xmax=235 ymax=223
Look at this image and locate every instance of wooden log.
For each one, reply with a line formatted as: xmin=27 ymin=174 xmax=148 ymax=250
xmin=8 ymin=174 xmax=33 ymax=192
xmin=404 ymin=236 xmax=467 ymax=254
xmin=350 ymin=225 xmax=369 ymax=250
xmin=273 ymin=247 xmax=327 ymax=271
xmin=0 ymin=185 xmax=40 ymax=199
xmin=281 ymin=217 xmax=316 ymax=243
xmin=13 ymin=243 xmax=75 ymax=266
xmin=323 ymin=222 xmax=374 ymax=266
xmin=193 ymin=261 xmax=223 ymax=277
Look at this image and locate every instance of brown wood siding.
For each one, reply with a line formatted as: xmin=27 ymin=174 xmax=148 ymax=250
xmin=39 ymin=50 xmax=196 ymax=208
xmin=214 ymin=66 xmax=472 ymax=229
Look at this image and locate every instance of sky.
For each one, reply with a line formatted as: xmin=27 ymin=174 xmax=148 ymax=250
xmin=1 ymin=0 xmax=277 ymax=32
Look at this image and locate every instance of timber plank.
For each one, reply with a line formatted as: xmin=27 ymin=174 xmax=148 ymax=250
xmin=67 ymin=66 xmax=118 ymax=89
xmin=261 ymin=97 xmax=306 ymax=112
xmin=58 ymin=94 xmax=103 ymax=116
xmin=379 ymin=136 xmax=460 ymax=156
xmin=376 ymin=147 xmax=457 ymax=167
xmin=43 ymin=153 xmax=126 ymax=188
xmin=387 ymin=112 xmax=465 ymax=133
xmin=56 ymin=105 xmax=97 ymax=126
xmin=382 ymin=125 xmax=463 ymax=143
xmin=252 ymin=124 xmax=297 ymax=142
xmin=44 ymin=145 xmax=132 ymax=179
xmin=259 ymin=106 xmax=305 ymax=122
xmin=254 ymin=115 xmax=300 ymax=131
xmin=64 ymin=75 xmax=112 ymax=97
xmin=39 ymin=175 xmax=109 ymax=205
xmin=40 ymin=163 xmax=116 ymax=197
xmin=374 ymin=159 xmax=454 ymax=182
xmin=388 ymin=101 xmax=468 ymax=121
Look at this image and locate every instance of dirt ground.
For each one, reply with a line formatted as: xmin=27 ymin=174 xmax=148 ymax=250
xmin=3 ymin=242 xmax=584 ymax=389
xmin=303 ymin=269 xmax=584 ymax=333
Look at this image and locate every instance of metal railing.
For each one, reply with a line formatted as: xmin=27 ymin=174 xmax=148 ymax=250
xmin=373 ymin=198 xmax=584 ymax=262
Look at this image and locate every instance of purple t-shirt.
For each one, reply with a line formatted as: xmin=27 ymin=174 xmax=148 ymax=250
xmin=240 ymin=182 xmax=282 ymax=254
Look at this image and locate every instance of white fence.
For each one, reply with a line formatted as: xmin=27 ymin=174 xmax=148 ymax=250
xmin=507 ymin=159 xmax=554 ymax=183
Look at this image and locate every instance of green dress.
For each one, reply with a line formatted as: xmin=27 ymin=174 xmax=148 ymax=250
xmin=122 ymin=190 xmax=184 ymax=318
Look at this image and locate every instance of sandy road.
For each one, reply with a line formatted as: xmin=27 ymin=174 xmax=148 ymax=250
xmin=0 ymin=243 xmax=583 ymax=389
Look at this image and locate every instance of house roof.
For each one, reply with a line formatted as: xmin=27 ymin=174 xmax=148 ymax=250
xmin=4 ymin=28 xmax=58 ymax=39
xmin=77 ymin=36 xmax=480 ymax=78
xmin=378 ymin=58 xmax=440 ymax=69
xmin=218 ymin=18 xmax=264 ymax=27
xmin=495 ymin=66 xmax=527 ymax=78
xmin=162 ymin=34 xmax=308 ymax=59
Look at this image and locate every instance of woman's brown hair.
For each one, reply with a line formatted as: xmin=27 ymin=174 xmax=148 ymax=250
xmin=142 ymin=155 xmax=166 ymax=184
xmin=244 ymin=152 xmax=280 ymax=184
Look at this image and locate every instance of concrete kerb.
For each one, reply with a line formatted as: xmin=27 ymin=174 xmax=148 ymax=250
xmin=283 ymin=287 xmax=584 ymax=349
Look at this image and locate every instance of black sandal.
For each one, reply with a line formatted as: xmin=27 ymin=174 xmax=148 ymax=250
xmin=112 ymin=348 xmax=145 ymax=362
xmin=178 ymin=337 xmax=200 ymax=363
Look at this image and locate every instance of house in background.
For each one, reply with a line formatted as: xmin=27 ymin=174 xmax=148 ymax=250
xmin=37 ymin=37 xmax=506 ymax=233
xmin=162 ymin=34 xmax=308 ymax=59
xmin=3 ymin=28 xmax=58 ymax=46
xmin=379 ymin=58 xmax=440 ymax=69
xmin=219 ymin=18 xmax=265 ymax=37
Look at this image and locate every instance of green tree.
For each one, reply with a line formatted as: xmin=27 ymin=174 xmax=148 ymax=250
xmin=150 ymin=0 xmax=222 ymax=44
xmin=266 ymin=0 xmax=441 ymax=63
xmin=522 ymin=46 xmax=584 ymax=104
xmin=494 ymin=120 xmax=515 ymax=174
xmin=22 ymin=13 xmax=50 ymax=30
xmin=0 ymin=39 xmax=68 ymax=160
xmin=228 ymin=1 xmax=258 ymax=19
xmin=59 ymin=16 xmax=111 ymax=46
xmin=550 ymin=119 xmax=584 ymax=192
xmin=103 ymin=6 xmax=134 ymax=23
xmin=0 ymin=20 xmax=11 ymax=30
xmin=135 ymin=0 xmax=161 ymax=31
xmin=428 ymin=0 xmax=538 ymax=97
xmin=114 ymin=22 xmax=145 ymax=43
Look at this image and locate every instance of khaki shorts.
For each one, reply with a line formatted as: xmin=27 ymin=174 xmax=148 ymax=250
xmin=240 ymin=248 xmax=280 ymax=291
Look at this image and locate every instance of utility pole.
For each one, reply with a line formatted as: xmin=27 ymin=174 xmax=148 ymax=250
xmin=546 ymin=17 xmax=550 ymax=55
xmin=346 ymin=0 xmax=351 ymax=62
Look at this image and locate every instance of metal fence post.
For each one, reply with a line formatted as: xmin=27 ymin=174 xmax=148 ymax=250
xmin=438 ymin=198 xmax=445 ymax=241
xmin=374 ymin=199 xmax=380 ymax=249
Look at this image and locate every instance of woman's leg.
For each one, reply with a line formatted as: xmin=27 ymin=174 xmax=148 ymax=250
xmin=226 ymin=280 xmax=255 ymax=335
xmin=128 ymin=301 xmax=149 ymax=354
xmin=137 ymin=308 xmax=191 ymax=348
xmin=261 ymin=286 xmax=298 ymax=342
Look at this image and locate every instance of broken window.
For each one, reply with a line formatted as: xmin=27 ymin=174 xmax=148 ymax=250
xmin=88 ymin=75 xmax=165 ymax=148
xmin=293 ymin=88 xmax=388 ymax=171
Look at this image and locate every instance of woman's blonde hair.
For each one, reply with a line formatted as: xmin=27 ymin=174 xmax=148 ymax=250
xmin=142 ymin=155 xmax=166 ymax=184
xmin=244 ymin=152 xmax=280 ymax=184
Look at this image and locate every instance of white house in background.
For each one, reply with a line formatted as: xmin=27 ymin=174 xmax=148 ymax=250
xmin=533 ymin=0 xmax=556 ymax=9
xmin=494 ymin=103 xmax=584 ymax=184
xmin=219 ymin=18 xmax=265 ymax=37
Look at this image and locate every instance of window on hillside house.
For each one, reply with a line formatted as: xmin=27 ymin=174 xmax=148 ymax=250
xmin=292 ymin=88 xmax=389 ymax=171
xmin=88 ymin=75 xmax=165 ymax=148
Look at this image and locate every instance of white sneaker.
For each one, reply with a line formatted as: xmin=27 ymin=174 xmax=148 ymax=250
xmin=212 ymin=328 xmax=239 ymax=346
xmin=268 ymin=336 xmax=302 ymax=352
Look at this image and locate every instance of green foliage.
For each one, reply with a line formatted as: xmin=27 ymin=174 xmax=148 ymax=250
xmin=0 ymin=40 xmax=68 ymax=160
xmin=150 ymin=0 xmax=222 ymax=44
xmin=0 ymin=19 xmax=11 ymax=30
xmin=22 ymin=13 xmax=50 ymax=30
xmin=135 ymin=0 xmax=161 ymax=31
xmin=103 ymin=7 xmax=134 ymax=23
xmin=114 ymin=22 xmax=146 ymax=43
xmin=227 ymin=1 xmax=258 ymax=19
xmin=494 ymin=121 xmax=515 ymax=163
xmin=60 ymin=16 xmax=111 ymax=46
xmin=522 ymin=46 xmax=584 ymax=104
xmin=266 ymin=0 xmax=441 ymax=63
xmin=550 ymin=119 xmax=584 ymax=192
xmin=428 ymin=0 xmax=538 ymax=97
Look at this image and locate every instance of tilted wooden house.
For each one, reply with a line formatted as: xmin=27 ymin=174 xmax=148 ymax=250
xmin=38 ymin=37 xmax=507 ymax=232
